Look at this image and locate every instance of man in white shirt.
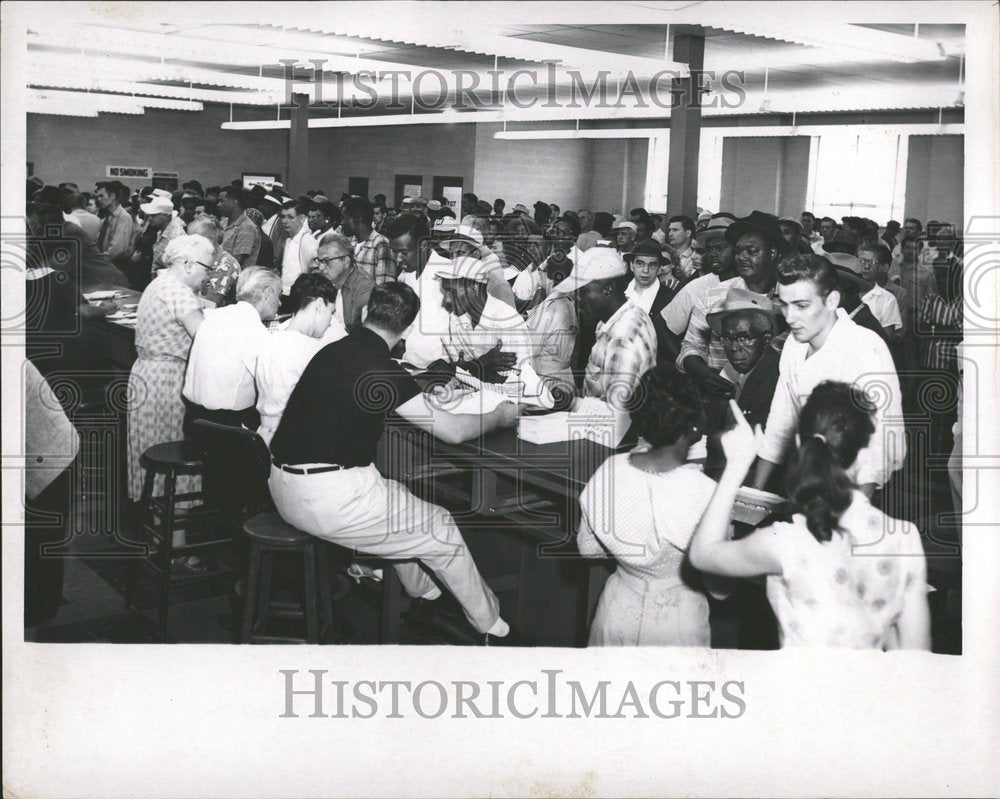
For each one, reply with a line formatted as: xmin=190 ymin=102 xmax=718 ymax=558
xmin=182 ymin=267 xmax=282 ymax=433
xmin=857 ymin=242 xmax=903 ymax=338
xmin=666 ymin=215 xmax=697 ymax=280
xmin=280 ymin=201 xmax=318 ymax=299
xmin=255 ymin=272 xmax=345 ymax=445
xmin=62 ymin=190 xmax=101 ymax=242
xmin=752 ymin=253 xmax=905 ymax=497
xmin=623 ymin=239 xmax=674 ymax=364
xmin=434 ymin=249 xmax=536 ymax=382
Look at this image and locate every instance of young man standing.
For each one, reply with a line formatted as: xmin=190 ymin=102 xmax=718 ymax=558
xmin=219 ymin=187 xmax=261 ymax=268
xmin=343 ymin=196 xmax=396 ymax=286
xmin=752 ymin=254 xmax=904 ymax=497
xmin=623 ymin=239 xmax=675 ymax=365
xmin=95 ymin=180 xmax=135 ymax=268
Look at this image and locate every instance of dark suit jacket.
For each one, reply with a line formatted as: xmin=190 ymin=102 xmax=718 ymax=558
xmin=736 ymin=345 xmax=780 ymax=430
xmin=340 ymin=264 xmax=375 ymax=332
xmin=649 ymin=282 xmax=677 ymax=365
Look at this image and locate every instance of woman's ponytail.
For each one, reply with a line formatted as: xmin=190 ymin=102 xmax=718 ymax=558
xmin=785 ymin=382 xmax=877 ymax=542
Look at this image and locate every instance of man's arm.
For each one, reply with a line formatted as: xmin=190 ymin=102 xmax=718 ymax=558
xmin=395 ymin=394 xmax=519 ymax=445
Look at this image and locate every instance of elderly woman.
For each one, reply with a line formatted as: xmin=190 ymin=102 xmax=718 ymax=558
xmin=577 ymin=367 xmax=720 ymax=646
xmin=127 ymin=235 xmax=212 ymax=570
xmin=186 ymin=216 xmax=242 ymax=307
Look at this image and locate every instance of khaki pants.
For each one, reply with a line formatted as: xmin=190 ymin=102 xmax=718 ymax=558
xmin=268 ymin=464 xmax=499 ymax=634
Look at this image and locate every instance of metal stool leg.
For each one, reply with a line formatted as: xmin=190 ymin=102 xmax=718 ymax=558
xmin=241 ymin=541 xmax=262 ymax=643
xmin=316 ymin=545 xmax=334 ymax=644
xmin=302 ymin=544 xmax=319 ymax=644
xmin=157 ymin=469 xmax=178 ymax=635
xmin=253 ymin=549 xmax=274 ymax=639
xmin=379 ymin=564 xmax=404 ymax=644
xmin=125 ymin=467 xmax=156 ymax=610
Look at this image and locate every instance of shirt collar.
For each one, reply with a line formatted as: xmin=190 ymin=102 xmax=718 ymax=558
xmin=596 ymin=299 xmax=636 ymax=337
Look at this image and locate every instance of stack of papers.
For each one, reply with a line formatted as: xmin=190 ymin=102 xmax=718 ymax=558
xmin=426 ymin=386 xmax=509 ymax=415
xmin=518 ymin=396 xmax=630 ymax=447
xmin=732 ymin=486 xmax=785 ymax=526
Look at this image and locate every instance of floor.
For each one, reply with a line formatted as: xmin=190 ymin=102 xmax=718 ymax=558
xmin=25 ymin=423 xmax=963 ymax=653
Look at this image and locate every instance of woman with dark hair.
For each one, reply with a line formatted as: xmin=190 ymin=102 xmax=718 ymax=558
xmin=690 ymin=382 xmax=931 ymax=649
xmin=577 ymin=367 xmax=720 ymax=646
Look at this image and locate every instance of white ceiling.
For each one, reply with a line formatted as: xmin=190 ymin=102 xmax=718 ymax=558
xmin=21 ymin=3 xmax=965 ymax=123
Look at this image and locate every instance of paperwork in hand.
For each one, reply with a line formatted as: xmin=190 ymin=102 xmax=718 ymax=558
xmin=518 ymin=396 xmax=631 ymax=447
xmin=454 ymin=362 xmax=554 ymax=410
xmin=426 ymin=384 xmax=510 ymax=415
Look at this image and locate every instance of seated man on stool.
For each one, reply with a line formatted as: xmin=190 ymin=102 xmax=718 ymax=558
xmin=182 ymin=266 xmax=282 ymax=434
xmin=268 ymin=283 xmax=525 ymax=645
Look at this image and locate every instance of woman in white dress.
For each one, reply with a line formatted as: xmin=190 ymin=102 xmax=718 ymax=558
xmin=577 ymin=367 xmax=719 ymax=646
xmin=690 ymin=382 xmax=931 ymax=650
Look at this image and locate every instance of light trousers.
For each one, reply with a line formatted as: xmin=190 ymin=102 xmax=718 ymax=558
xmin=268 ymin=463 xmax=500 ymax=633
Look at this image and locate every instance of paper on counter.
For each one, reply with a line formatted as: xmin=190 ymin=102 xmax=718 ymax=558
xmin=454 ymin=362 xmax=554 ymax=409
xmin=427 ymin=385 xmax=509 ymax=415
xmin=518 ymin=396 xmax=630 ymax=447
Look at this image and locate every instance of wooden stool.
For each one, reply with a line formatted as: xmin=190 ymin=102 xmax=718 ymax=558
xmin=124 ymin=440 xmax=225 ymax=634
xmin=241 ymin=513 xmax=334 ymax=644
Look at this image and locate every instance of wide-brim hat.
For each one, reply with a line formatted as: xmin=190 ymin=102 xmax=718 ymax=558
xmin=513 ymin=204 xmax=530 ymax=215
xmin=434 ymin=254 xmax=489 ymax=283
xmin=695 ymin=213 xmax=737 ymax=244
xmin=611 ymin=218 xmax=637 ymax=233
xmin=623 ymin=238 xmax=668 ymax=264
xmin=437 ymin=223 xmax=484 ymax=248
xmin=707 ymin=286 xmax=779 ymax=337
xmin=822 ymin=228 xmax=859 ymax=255
xmin=725 ymin=210 xmax=786 ymax=252
xmin=552 ymin=246 xmax=626 ymax=294
xmin=823 ymin=252 xmax=871 ymax=290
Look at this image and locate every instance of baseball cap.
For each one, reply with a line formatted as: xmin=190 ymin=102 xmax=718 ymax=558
xmin=434 ymin=255 xmax=489 ymax=283
xmin=551 ymin=246 xmax=627 ymax=294
xmin=139 ymin=196 xmax=175 ymax=215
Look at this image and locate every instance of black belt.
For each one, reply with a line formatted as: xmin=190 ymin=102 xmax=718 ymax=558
xmin=272 ymin=460 xmax=347 ymax=475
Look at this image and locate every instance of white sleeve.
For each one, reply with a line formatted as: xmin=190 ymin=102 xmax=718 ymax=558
xmin=662 ymin=283 xmax=695 ymax=335
xmin=853 ymin=338 xmax=906 ymax=487
xmin=757 ymin=345 xmax=797 ymax=465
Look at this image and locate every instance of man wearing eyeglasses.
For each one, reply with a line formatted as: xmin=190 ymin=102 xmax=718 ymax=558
xmin=707 ymin=287 xmax=780 ymax=431
xmin=312 ymin=231 xmax=375 ymax=333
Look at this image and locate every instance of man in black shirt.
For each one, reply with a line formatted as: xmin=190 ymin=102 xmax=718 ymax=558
xmin=269 ymin=283 xmax=521 ymax=643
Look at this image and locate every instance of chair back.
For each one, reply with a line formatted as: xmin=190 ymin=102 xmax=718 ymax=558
xmin=190 ymin=419 xmax=273 ymax=527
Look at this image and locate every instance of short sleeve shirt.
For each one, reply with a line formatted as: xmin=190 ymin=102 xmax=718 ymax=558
xmin=269 ymin=327 xmax=421 ymax=467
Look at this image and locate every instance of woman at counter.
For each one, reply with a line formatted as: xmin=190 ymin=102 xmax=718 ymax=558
xmin=126 ymin=234 xmax=212 ymax=573
xmin=577 ymin=366 xmax=720 ymax=646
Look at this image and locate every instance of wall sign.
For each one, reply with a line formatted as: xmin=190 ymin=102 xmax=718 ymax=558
xmin=106 ymin=165 xmax=152 ymax=179
xmin=242 ymin=173 xmax=282 ymax=191
xmin=152 ymin=171 xmax=179 ymax=192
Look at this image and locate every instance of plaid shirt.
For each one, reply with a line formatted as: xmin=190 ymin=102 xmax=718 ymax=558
xmin=354 ymin=229 xmax=396 ymax=285
xmin=221 ymin=212 xmax=261 ymax=265
xmin=201 ymin=248 xmax=241 ymax=306
xmin=677 ymin=276 xmax=780 ymax=373
xmin=583 ymin=300 xmax=657 ymax=404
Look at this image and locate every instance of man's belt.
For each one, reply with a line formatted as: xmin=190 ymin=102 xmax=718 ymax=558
xmin=272 ymin=460 xmax=347 ymax=475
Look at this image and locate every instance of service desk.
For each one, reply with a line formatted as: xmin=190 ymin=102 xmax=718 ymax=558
xmin=378 ymin=419 xmax=626 ymax=646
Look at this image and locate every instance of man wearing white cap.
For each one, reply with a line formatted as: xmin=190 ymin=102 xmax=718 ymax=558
xmin=611 ymin=218 xmax=637 ymax=255
xmin=138 ymin=194 xmax=186 ymax=274
xmin=434 ymin=235 xmax=535 ymax=382
xmin=552 ymin=247 xmax=656 ymax=402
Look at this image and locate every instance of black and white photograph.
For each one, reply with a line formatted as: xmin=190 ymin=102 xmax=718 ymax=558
xmin=3 ymin=1 xmax=998 ymax=796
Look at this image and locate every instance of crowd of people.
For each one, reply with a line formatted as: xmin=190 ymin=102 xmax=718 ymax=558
xmin=24 ymin=173 xmax=965 ymax=649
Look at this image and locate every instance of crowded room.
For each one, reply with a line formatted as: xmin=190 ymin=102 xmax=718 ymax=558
xmin=20 ymin=7 xmax=965 ymax=652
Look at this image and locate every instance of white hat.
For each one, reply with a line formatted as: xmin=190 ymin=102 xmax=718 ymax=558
xmin=438 ymin=223 xmax=484 ymax=247
xmin=552 ymin=246 xmax=627 ymax=294
xmin=151 ymin=188 xmax=173 ymax=199
xmin=427 ymin=200 xmax=442 ymax=212
xmin=611 ymin=218 xmax=637 ymax=233
xmin=434 ymin=255 xmax=489 ymax=283
xmin=140 ymin=196 xmax=174 ymax=215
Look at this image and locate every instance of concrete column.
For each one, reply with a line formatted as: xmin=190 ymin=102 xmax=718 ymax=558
xmin=666 ymin=32 xmax=705 ymax=218
xmin=287 ymin=92 xmax=310 ymax=195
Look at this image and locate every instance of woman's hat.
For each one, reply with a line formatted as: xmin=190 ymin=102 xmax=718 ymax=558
xmin=824 ymin=252 xmax=871 ymax=290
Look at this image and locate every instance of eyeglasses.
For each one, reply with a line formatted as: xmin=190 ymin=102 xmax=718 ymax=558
xmin=857 ymin=257 xmax=879 ymax=267
xmin=193 ymin=260 xmax=214 ymax=270
xmin=315 ymin=254 xmax=350 ymax=268
xmin=720 ymin=333 xmax=766 ymax=349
